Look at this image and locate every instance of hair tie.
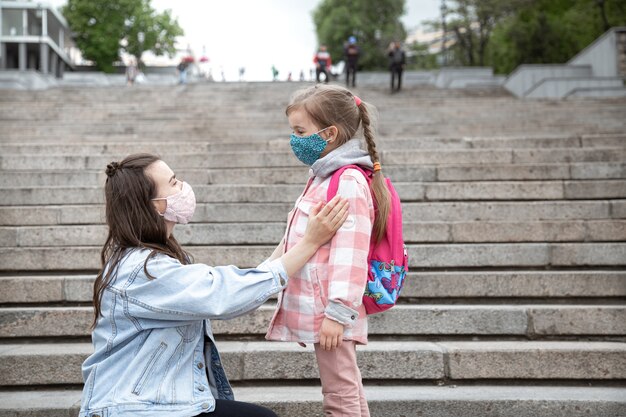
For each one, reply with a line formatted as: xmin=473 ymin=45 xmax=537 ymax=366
xmin=373 ymin=162 xmax=381 ymax=172
xmin=354 ymin=95 xmax=362 ymax=107
xmin=106 ymin=161 xmax=120 ymax=177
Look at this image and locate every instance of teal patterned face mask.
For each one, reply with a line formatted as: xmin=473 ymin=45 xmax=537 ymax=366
xmin=289 ymin=127 xmax=331 ymax=166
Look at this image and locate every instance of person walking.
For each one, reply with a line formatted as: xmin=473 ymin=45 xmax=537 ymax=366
xmin=78 ymin=153 xmax=349 ymax=417
xmin=126 ymin=57 xmax=139 ymax=86
xmin=314 ymin=45 xmax=332 ymax=83
xmin=272 ymin=65 xmax=279 ymax=81
xmin=388 ymin=41 xmax=406 ymax=92
xmin=344 ymin=36 xmax=360 ymax=87
xmin=177 ymin=60 xmax=189 ymax=84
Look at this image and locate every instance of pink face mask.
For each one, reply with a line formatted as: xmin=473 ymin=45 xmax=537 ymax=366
xmin=152 ymin=181 xmax=196 ymax=224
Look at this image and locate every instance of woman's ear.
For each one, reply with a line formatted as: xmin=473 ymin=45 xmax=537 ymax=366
xmin=152 ymin=199 xmax=166 ymax=216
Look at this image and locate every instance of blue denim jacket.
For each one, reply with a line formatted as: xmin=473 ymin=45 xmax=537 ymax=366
xmin=79 ymin=248 xmax=287 ymax=417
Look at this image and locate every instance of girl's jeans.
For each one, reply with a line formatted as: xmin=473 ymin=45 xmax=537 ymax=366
xmin=314 ymin=341 xmax=370 ymax=417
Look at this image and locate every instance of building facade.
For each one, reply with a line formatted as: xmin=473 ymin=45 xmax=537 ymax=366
xmin=0 ymin=0 xmax=74 ymax=77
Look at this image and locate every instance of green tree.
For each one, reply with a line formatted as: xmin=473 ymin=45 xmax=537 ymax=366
xmin=442 ymin=0 xmax=523 ymax=66
xmin=313 ymin=0 xmax=406 ymax=70
xmin=63 ymin=0 xmax=183 ymax=73
xmin=489 ymin=0 xmax=626 ymax=74
xmin=123 ymin=1 xmax=183 ymax=62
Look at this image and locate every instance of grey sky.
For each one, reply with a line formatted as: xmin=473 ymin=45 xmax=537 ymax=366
xmin=47 ymin=0 xmax=441 ymax=80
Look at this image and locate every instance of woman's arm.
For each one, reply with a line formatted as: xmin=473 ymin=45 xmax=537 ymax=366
xmin=266 ymin=238 xmax=285 ymax=262
xmin=122 ymin=197 xmax=348 ymax=323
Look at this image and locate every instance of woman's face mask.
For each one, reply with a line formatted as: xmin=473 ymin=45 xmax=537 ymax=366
xmin=290 ymin=127 xmax=331 ymax=166
xmin=152 ymin=181 xmax=196 ymax=224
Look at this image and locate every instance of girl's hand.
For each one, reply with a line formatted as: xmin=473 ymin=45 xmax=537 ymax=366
xmin=302 ymin=196 xmax=349 ymax=248
xmin=319 ymin=318 xmax=345 ymax=351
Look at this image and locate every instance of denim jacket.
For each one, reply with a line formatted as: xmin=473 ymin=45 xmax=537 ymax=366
xmin=79 ymin=248 xmax=287 ymax=417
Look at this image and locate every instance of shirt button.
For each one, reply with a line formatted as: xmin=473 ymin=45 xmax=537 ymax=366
xmin=201 ymin=403 xmax=210 ymax=409
xmin=351 ymin=315 xmax=356 ymax=320
xmin=197 ymin=362 xmax=204 ymax=369
xmin=198 ymin=386 xmax=205 ymax=392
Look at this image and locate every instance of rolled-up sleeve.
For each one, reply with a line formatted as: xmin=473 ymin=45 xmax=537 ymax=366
xmin=324 ymin=171 xmax=373 ymax=327
xmin=124 ymin=255 xmax=288 ymax=322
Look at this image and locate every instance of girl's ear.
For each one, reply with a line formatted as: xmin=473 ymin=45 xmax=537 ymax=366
xmin=325 ymin=126 xmax=339 ymax=142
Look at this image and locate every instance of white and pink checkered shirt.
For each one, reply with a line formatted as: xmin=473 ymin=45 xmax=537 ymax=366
xmin=266 ymin=168 xmax=374 ymax=345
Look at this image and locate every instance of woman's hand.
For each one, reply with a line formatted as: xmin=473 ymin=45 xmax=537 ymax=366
xmin=279 ymin=196 xmax=348 ymax=278
xmin=319 ymin=317 xmax=345 ymax=351
xmin=302 ymin=196 xmax=349 ymax=248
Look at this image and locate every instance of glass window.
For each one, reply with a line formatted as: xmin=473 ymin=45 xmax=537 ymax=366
xmin=2 ymin=9 xmax=23 ymax=36
xmin=47 ymin=13 xmax=61 ymax=45
xmin=27 ymin=10 xmax=42 ymax=36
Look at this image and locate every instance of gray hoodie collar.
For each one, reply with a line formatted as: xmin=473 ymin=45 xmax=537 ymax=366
xmin=310 ymin=139 xmax=373 ymax=178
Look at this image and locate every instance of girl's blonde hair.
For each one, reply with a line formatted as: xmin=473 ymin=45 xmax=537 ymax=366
xmin=286 ymin=84 xmax=390 ymax=242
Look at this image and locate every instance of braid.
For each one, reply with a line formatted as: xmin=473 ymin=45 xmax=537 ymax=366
xmin=358 ymin=105 xmax=379 ymax=163
xmin=357 ymin=103 xmax=390 ymax=242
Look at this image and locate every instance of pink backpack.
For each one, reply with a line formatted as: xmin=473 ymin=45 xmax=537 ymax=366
xmin=327 ymin=165 xmax=408 ymax=315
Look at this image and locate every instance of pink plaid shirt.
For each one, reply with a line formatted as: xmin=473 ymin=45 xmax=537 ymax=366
xmin=266 ymin=169 xmax=374 ymax=345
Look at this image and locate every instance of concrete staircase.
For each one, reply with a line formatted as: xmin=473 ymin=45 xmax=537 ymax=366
xmin=505 ymin=27 xmax=626 ymax=99
xmin=0 ymin=82 xmax=625 ymax=416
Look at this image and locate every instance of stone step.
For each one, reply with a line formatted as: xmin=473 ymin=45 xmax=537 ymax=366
xmin=3 ymin=200 xmax=623 ymax=226
xmin=2 ymin=162 xmax=625 ymax=187
xmin=580 ymin=133 xmax=626 ymax=147
xmin=3 ymin=128 xmax=620 ymax=141
xmin=434 ymin=162 xmax=626 ymax=181
xmin=3 ymin=180 xmax=625 ymax=206
xmin=1 ymin=243 xmax=625 ymax=271
xmin=2 ymin=148 xmax=625 ymax=170
xmin=2 ymin=219 xmax=625 ymax=247
xmin=0 ymin=97 xmax=617 ymax=109
xmin=0 ymin=202 xmax=293 ymax=225
xmin=0 ymin=134 xmax=623 ymax=154
xmin=167 ymin=385 xmax=626 ymax=417
xmin=1 ymin=385 xmax=624 ymax=417
xmin=0 ymin=341 xmax=624 ymax=386
xmin=1 ymin=304 xmax=624 ymax=339
xmin=385 ymin=148 xmax=626 ymax=166
xmin=2 ymin=270 xmax=624 ymax=305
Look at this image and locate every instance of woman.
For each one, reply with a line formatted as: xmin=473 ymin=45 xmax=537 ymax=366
xmin=79 ymin=153 xmax=348 ymax=417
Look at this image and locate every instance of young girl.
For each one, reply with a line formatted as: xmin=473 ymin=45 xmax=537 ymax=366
xmin=266 ymin=85 xmax=391 ymax=417
xmin=79 ymin=153 xmax=348 ymax=417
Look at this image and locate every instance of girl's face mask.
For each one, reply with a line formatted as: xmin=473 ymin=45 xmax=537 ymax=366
xmin=289 ymin=127 xmax=331 ymax=166
xmin=152 ymin=181 xmax=196 ymax=224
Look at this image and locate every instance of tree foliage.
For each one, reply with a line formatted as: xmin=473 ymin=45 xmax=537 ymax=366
xmin=489 ymin=0 xmax=626 ymax=74
xmin=313 ymin=0 xmax=406 ymax=70
xmin=428 ymin=0 xmax=626 ymax=74
xmin=437 ymin=0 xmax=525 ymax=67
xmin=63 ymin=0 xmax=183 ymax=72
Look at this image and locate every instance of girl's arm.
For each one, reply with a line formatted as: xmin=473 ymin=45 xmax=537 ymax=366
xmin=320 ymin=171 xmax=373 ymax=350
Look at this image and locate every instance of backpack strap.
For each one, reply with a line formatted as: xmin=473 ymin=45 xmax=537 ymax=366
xmin=326 ymin=165 xmax=372 ymax=202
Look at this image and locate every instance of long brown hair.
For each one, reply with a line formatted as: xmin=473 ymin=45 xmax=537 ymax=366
xmin=286 ymin=84 xmax=390 ymax=241
xmin=92 ymin=153 xmax=191 ymax=328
